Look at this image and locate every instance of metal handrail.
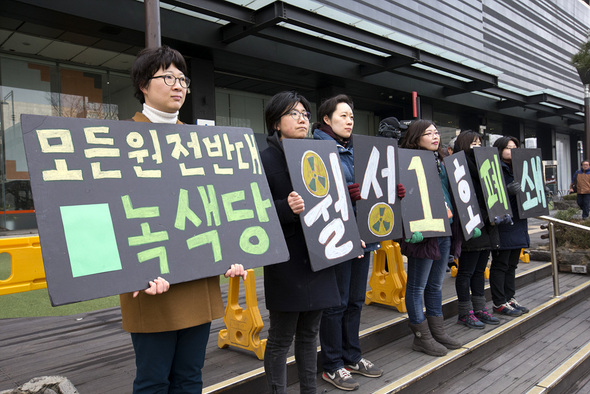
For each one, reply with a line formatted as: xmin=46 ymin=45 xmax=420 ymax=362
xmin=536 ymin=215 xmax=590 ymax=297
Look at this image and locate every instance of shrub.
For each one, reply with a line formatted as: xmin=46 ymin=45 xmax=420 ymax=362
xmin=562 ymin=193 xmax=577 ymax=201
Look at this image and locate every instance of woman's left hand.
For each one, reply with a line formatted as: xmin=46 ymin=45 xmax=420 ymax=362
xmin=224 ymin=264 xmax=248 ymax=280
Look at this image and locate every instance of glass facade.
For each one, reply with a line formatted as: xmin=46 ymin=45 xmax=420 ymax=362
xmin=0 ymin=54 xmax=140 ymax=230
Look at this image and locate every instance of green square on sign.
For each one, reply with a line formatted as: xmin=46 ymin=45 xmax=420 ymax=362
xmin=60 ymin=203 xmax=122 ymax=277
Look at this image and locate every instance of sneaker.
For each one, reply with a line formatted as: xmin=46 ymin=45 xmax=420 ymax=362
xmin=509 ymin=298 xmax=530 ymax=313
xmin=474 ymin=307 xmax=500 ymax=325
xmin=457 ymin=311 xmax=485 ymax=329
xmin=345 ymin=357 xmax=383 ymax=378
xmin=322 ymin=368 xmax=360 ymax=391
xmin=493 ymin=302 xmax=523 ymax=317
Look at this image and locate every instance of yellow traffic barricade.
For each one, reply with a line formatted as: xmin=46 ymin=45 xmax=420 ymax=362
xmin=365 ymin=240 xmax=407 ymax=313
xmin=0 ymin=236 xmax=46 ymax=296
xmin=218 ymin=268 xmax=266 ymax=360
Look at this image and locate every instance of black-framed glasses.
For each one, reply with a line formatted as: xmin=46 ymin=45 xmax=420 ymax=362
xmin=149 ymin=74 xmax=190 ymax=88
xmin=284 ymin=109 xmax=311 ymax=121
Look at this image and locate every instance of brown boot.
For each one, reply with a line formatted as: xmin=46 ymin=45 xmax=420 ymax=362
xmin=426 ymin=315 xmax=462 ymax=349
xmin=408 ymin=320 xmax=448 ymax=356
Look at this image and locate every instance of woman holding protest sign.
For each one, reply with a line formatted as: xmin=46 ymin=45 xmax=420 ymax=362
xmin=490 ymin=136 xmax=530 ymax=317
xmin=453 ymin=131 xmax=500 ymax=329
xmin=260 ymin=91 xmax=340 ymax=394
xmin=399 ymin=120 xmax=462 ymax=357
xmin=311 ymin=94 xmax=406 ymax=391
xmin=122 ymin=45 xmax=247 ymax=394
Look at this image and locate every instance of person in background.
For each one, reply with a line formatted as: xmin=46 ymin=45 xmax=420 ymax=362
xmin=312 ymin=96 xmax=406 ymax=391
xmin=490 ymin=136 xmax=529 ymax=317
xmin=453 ymin=131 xmax=500 ymax=329
xmin=260 ymin=91 xmax=341 ymax=394
xmin=569 ymin=160 xmax=590 ymax=219
xmin=124 ymin=45 xmax=247 ymax=394
xmin=446 ymin=136 xmax=457 ymax=157
xmin=399 ymin=119 xmax=462 ymax=357
xmin=377 ymin=116 xmax=408 ymax=140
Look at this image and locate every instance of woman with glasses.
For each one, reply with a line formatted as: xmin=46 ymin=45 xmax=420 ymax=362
xmin=312 ymin=94 xmax=403 ymax=391
xmin=260 ymin=91 xmax=340 ymax=394
xmin=490 ymin=136 xmax=530 ymax=317
xmin=453 ymin=131 xmax=500 ymax=329
xmin=399 ymin=119 xmax=462 ymax=357
xmin=122 ymin=45 xmax=247 ymax=394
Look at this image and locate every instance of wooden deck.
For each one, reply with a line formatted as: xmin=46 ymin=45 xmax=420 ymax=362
xmin=2 ymin=217 xmax=589 ymax=393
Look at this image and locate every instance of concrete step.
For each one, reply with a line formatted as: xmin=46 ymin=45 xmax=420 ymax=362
xmin=202 ymin=261 xmax=590 ymax=393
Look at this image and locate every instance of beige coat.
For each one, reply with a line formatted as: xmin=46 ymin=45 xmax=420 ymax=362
xmin=119 ymin=112 xmax=224 ymax=333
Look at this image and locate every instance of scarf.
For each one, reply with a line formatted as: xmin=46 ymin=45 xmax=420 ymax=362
xmin=142 ymin=103 xmax=179 ymax=124
xmin=319 ymin=124 xmax=351 ymax=148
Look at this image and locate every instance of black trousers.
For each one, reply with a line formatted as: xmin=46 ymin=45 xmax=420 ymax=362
xmin=490 ymin=248 xmax=521 ymax=306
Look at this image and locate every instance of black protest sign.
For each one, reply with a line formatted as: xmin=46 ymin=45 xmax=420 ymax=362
xmin=473 ymin=147 xmax=512 ymax=220
xmin=512 ymin=148 xmax=549 ymax=218
xmin=21 ymin=114 xmax=288 ymax=306
xmin=353 ymin=135 xmax=402 ymax=243
xmin=443 ymin=151 xmax=483 ymax=240
xmin=398 ymin=148 xmax=451 ymax=238
xmin=282 ymin=139 xmax=363 ymax=271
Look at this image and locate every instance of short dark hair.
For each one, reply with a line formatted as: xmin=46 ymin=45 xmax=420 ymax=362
xmin=264 ymin=91 xmax=311 ymax=136
xmin=454 ymin=130 xmax=483 ymax=152
xmin=493 ymin=136 xmax=520 ymax=151
xmin=399 ymin=119 xmax=444 ymax=156
xmin=311 ymin=94 xmax=354 ymax=131
xmin=131 ymin=45 xmax=188 ymax=104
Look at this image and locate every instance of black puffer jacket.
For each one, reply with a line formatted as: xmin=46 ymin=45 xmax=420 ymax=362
xmin=260 ymin=134 xmax=340 ymax=312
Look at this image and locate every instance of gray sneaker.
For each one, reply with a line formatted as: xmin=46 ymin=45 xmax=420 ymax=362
xmin=322 ymin=368 xmax=360 ymax=391
xmin=345 ymin=357 xmax=383 ymax=378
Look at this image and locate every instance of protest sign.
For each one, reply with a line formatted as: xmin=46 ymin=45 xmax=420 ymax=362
xmin=283 ymin=139 xmax=363 ymax=271
xmin=353 ymin=134 xmax=403 ymax=243
xmin=21 ymin=114 xmax=288 ymax=305
xmin=443 ymin=151 xmax=483 ymax=240
xmin=512 ymin=148 xmax=549 ymax=218
xmin=473 ymin=147 xmax=512 ymax=221
xmin=398 ymin=148 xmax=451 ymax=238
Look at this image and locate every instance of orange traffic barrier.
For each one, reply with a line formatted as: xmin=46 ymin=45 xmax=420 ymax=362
xmin=520 ymin=248 xmax=530 ymax=263
xmin=365 ymin=240 xmax=407 ymax=313
xmin=0 ymin=236 xmax=46 ymax=296
xmin=218 ymin=268 xmax=266 ymax=360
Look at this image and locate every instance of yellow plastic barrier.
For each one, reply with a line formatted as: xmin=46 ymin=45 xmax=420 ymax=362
xmin=218 ymin=268 xmax=266 ymax=360
xmin=520 ymin=248 xmax=530 ymax=263
xmin=365 ymin=240 xmax=407 ymax=313
xmin=0 ymin=236 xmax=46 ymax=296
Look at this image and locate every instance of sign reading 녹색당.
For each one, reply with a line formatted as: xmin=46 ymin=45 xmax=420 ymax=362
xmin=21 ymin=114 xmax=289 ymax=306
xmin=282 ymin=139 xmax=363 ymax=272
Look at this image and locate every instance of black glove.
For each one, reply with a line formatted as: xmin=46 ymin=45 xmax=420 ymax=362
xmin=506 ymin=181 xmax=521 ymax=196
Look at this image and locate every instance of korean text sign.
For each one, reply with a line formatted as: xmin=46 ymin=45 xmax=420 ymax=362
xmin=473 ymin=147 xmax=512 ymax=221
xmin=21 ymin=115 xmax=289 ymax=306
xmin=282 ymin=139 xmax=363 ymax=271
xmin=511 ymin=148 xmax=549 ymax=218
xmin=398 ymin=148 xmax=451 ymax=238
xmin=443 ymin=151 xmax=483 ymax=240
xmin=353 ymin=134 xmax=403 ymax=243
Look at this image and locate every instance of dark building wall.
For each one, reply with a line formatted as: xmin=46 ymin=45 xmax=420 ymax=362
xmin=318 ymin=0 xmax=589 ymax=101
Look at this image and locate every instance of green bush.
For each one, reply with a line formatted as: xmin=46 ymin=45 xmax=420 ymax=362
xmin=553 ymin=213 xmax=590 ymax=248
xmin=554 ymin=207 xmax=579 ymax=221
xmin=562 ymin=193 xmax=577 ymax=201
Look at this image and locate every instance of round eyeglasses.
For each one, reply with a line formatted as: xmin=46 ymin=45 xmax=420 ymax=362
xmin=284 ymin=109 xmax=311 ymax=121
xmin=149 ymin=74 xmax=191 ymax=88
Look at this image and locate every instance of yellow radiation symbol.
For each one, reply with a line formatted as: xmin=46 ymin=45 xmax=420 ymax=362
xmin=368 ymin=202 xmax=394 ymax=237
xmin=301 ymin=151 xmax=329 ymax=197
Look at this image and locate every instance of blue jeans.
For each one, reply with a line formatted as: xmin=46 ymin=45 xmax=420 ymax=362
xmin=131 ymin=322 xmax=211 ymax=394
xmin=577 ymin=193 xmax=590 ymax=219
xmin=264 ymin=310 xmax=323 ymax=394
xmin=320 ymin=252 xmax=371 ymax=372
xmin=455 ymin=250 xmax=489 ymax=302
xmin=405 ymin=237 xmax=451 ymax=324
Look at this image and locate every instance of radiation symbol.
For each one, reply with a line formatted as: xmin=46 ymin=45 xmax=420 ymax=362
xmin=368 ymin=202 xmax=394 ymax=237
xmin=301 ymin=151 xmax=329 ymax=197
